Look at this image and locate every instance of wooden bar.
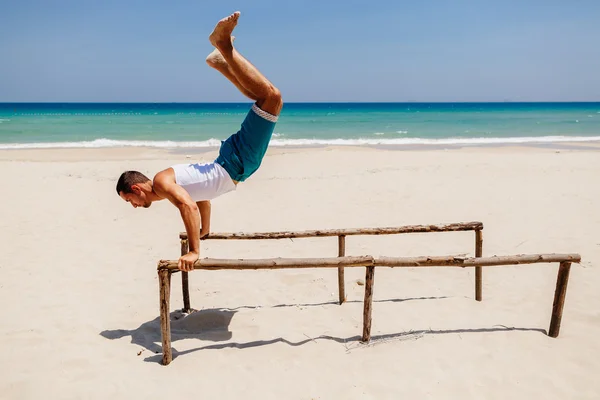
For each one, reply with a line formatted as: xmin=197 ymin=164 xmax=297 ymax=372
xmin=157 ymin=253 xmax=581 ymax=271
xmin=179 ymin=221 xmax=484 ymax=240
xmin=338 ymin=235 xmax=346 ymax=304
xmin=180 ymin=239 xmax=191 ymax=313
xmin=375 ymin=254 xmax=581 ymax=268
xmin=158 ymin=256 xmax=375 ymax=271
xmin=549 ymin=261 xmax=572 ymax=338
xmin=361 ymin=266 xmax=375 ymax=342
xmin=159 ymin=269 xmax=172 ymax=365
xmin=475 ymin=229 xmax=483 ymax=301
xmin=156 ymin=250 xmax=581 ymax=365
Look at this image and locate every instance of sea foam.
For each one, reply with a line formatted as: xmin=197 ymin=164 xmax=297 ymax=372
xmin=2 ymin=135 xmax=600 ymax=150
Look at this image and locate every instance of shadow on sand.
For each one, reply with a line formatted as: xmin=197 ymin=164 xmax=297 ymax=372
xmin=100 ymin=296 xmax=547 ymax=364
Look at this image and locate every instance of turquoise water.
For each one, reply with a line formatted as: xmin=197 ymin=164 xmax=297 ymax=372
xmin=1 ymin=102 xmax=600 ymax=149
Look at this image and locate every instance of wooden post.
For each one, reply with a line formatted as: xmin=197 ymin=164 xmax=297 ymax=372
xmin=159 ymin=269 xmax=172 ymax=365
xmin=181 ymin=239 xmax=191 ymax=313
xmin=361 ymin=266 xmax=375 ymax=342
xmin=475 ymin=229 xmax=483 ymax=301
xmin=549 ymin=261 xmax=572 ymax=338
xmin=338 ymin=235 xmax=346 ymax=304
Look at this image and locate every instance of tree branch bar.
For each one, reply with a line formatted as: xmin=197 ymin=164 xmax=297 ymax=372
xmin=178 ymin=222 xmax=484 ymax=240
xmin=157 ymin=252 xmax=581 ymax=365
xmin=158 ymin=253 xmax=581 ymax=271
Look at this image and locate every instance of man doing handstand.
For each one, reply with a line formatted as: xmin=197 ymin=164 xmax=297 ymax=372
xmin=115 ymin=11 xmax=283 ymax=272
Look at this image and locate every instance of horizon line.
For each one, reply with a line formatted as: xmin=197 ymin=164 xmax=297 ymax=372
xmin=1 ymin=100 xmax=600 ymax=104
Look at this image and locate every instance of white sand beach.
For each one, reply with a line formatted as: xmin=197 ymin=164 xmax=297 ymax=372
xmin=1 ymin=144 xmax=599 ymax=399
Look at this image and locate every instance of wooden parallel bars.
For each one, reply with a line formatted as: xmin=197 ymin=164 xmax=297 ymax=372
xmin=178 ymin=221 xmax=484 ymax=311
xmin=157 ymin=252 xmax=580 ymax=365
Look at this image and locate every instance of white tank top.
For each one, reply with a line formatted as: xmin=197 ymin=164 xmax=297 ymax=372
xmin=171 ymin=161 xmax=236 ymax=201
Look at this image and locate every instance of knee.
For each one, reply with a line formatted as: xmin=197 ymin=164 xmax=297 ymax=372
xmin=264 ymin=85 xmax=283 ymax=112
xmin=257 ymin=85 xmax=283 ymax=116
xmin=267 ymin=85 xmax=282 ymax=104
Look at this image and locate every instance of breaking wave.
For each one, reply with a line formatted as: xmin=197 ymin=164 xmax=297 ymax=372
xmin=2 ymin=135 xmax=600 ymax=150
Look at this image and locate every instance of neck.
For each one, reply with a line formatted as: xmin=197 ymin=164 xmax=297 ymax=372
xmin=142 ymin=182 xmax=162 ymax=202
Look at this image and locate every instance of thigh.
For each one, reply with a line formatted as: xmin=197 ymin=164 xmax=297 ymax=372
xmin=229 ymin=104 xmax=277 ymax=180
xmin=235 ymin=104 xmax=277 ymax=162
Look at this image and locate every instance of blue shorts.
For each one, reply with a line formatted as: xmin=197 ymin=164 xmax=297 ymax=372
xmin=215 ymin=103 xmax=278 ymax=182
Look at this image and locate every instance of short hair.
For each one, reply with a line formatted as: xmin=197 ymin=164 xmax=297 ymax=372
xmin=116 ymin=171 xmax=151 ymax=194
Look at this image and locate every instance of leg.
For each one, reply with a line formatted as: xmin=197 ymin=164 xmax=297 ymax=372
xmin=206 ymin=38 xmax=259 ymax=101
xmin=209 ymin=12 xmax=283 ymax=116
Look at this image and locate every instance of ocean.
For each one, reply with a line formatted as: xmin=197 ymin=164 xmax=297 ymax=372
xmin=1 ymin=102 xmax=600 ymax=149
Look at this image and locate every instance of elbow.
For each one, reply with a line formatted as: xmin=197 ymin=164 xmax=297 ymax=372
xmin=179 ymin=201 xmax=198 ymax=214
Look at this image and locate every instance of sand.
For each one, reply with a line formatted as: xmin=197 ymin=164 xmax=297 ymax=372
xmin=1 ymin=144 xmax=599 ymax=399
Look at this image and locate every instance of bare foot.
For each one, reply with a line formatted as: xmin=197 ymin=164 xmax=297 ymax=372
xmin=209 ymin=11 xmax=240 ymax=49
xmin=206 ymin=37 xmax=235 ymax=68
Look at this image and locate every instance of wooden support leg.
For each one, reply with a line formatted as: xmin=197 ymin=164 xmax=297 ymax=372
xmin=181 ymin=239 xmax=191 ymax=313
xmin=549 ymin=261 xmax=572 ymax=338
xmin=475 ymin=229 xmax=483 ymax=301
xmin=361 ymin=266 xmax=375 ymax=342
xmin=159 ymin=269 xmax=173 ymax=365
xmin=338 ymin=235 xmax=346 ymax=304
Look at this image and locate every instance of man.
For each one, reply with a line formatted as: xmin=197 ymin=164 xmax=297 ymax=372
xmin=116 ymin=11 xmax=283 ymax=272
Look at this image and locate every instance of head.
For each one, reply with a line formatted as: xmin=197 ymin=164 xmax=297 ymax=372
xmin=116 ymin=171 xmax=153 ymax=208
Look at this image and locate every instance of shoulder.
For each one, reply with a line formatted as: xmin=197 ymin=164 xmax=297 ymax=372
xmin=153 ymin=167 xmax=176 ymax=191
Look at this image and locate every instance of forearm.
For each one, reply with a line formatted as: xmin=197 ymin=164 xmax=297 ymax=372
xmin=179 ymin=203 xmax=201 ymax=253
xmin=198 ymin=201 xmax=211 ymax=238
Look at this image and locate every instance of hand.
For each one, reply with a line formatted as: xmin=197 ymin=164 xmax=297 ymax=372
xmin=178 ymin=251 xmax=199 ymax=272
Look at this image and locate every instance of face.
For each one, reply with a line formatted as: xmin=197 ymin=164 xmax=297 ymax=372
xmin=119 ymin=185 xmax=152 ymax=209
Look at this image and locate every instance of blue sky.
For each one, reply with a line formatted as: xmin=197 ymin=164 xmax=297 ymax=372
xmin=1 ymin=0 xmax=599 ymax=102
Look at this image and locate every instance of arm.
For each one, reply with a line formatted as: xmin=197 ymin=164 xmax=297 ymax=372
xmin=153 ymin=174 xmax=200 ymax=271
xmin=197 ymin=200 xmax=211 ymax=239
